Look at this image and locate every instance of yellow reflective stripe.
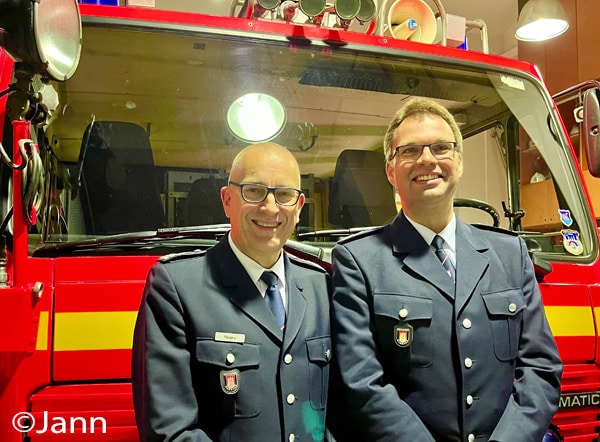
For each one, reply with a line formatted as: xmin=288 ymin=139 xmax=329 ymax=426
xmin=545 ymin=306 xmax=595 ymax=337
xmin=54 ymin=311 xmax=138 ymax=351
xmin=50 ymin=307 xmax=595 ymax=351
xmin=36 ymin=311 xmax=49 ymax=350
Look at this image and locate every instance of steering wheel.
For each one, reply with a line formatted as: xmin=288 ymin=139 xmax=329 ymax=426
xmin=453 ymin=198 xmax=500 ymax=227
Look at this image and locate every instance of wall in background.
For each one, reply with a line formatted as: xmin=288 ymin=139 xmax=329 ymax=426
xmin=518 ymin=0 xmax=600 ymax=94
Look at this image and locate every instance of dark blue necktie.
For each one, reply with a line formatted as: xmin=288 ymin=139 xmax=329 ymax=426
xmin=261 ymin=271 xmax=285 ymax=329
xmin=432 ymin=235 xmax=456 ymax=282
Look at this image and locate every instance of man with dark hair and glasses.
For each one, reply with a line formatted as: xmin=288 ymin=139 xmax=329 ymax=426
xmin=330 ymin=97 xmax=562 ymax=441
xmin=132 ymin=142 xmax=333 ymax=441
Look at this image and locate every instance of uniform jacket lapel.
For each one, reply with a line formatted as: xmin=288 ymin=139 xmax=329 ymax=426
xmin=390 ymin=213 xmax=491 ymax=304
xmin=390 ymin=214 xmax=455 ymax=299
xmin=454 ymin=220 xmax=490 ymax=314
xmin=212 ymin=238 xmax=284 ymax=342
xmin=282 ymin=255 xmax=307 ymax=351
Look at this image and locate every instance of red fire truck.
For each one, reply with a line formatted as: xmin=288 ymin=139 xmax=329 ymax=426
xmin=0 ymin=0 xmax=599 ymax=440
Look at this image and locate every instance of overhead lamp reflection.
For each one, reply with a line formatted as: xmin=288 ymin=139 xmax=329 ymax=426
xmin=227 ymin=93 xmax=286 ymax=143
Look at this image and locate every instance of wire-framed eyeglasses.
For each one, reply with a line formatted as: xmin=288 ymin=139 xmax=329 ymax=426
xmin=389 ymin=141 xmax=458 ymax=162
xmin=229 ymin=181 xmax=303 ymax=206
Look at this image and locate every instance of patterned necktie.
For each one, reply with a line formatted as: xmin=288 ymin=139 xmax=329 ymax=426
xmin=260 ymin=271 xmax=286 ymax=329
xmin=432 ymin=235 xmax=456 ymax=282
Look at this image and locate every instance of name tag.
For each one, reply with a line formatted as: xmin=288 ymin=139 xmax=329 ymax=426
xmin=215 ymin=332 xmax=246 ymax=343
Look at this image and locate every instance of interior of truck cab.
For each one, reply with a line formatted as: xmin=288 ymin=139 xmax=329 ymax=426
xmin=19 ymin=19 xmax=595 ymax=264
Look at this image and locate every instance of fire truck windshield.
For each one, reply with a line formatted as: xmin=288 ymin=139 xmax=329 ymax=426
xmin=33 ymin=17 xmax=595 ymax=264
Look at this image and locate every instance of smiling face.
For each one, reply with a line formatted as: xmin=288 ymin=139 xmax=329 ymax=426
xmin=221 ymin=143 xmax=305 ymax=268
xmin=385 ymin=113 xmax=462 ymax=229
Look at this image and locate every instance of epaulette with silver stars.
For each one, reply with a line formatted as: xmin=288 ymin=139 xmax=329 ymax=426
xmin=157 ymin=248 xmax=208 ymax=263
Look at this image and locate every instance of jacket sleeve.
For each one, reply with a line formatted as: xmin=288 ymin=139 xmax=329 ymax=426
xmin=132 ymin=263 xmax=214 ymax=442
xmin=330 ymin=243 xmax=435 ymax=442
xmin=489 ymin=237 xmax=562 ymax=441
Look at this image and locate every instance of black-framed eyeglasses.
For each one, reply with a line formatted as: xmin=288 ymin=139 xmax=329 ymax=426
xmin=389 ymin=141 xmax=458 ymax=161
xmin=229 ymin=181 xmax=303 ymax=206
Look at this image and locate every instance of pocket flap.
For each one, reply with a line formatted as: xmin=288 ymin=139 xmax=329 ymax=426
xmin=482 ymin=289 xmax=525 ymax=317
xmin=306 ymin=336 xmax=332 ymax=364
xmin=373 ymin=294 xmax=433 ymax=321
xmin=195 ymin=339 xmax=260 ymax=368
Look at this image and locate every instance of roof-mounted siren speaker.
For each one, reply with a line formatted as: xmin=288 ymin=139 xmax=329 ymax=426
xmin=386 ymin=0 xmax=437 ymax=43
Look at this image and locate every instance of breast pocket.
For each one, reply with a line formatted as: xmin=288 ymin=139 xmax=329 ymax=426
xmin=306 ymin=336 xmax=331 ymax=410
xmin=481 ymin=289 xmax=525 ymax=361
xmin=195 ymin=339 xmax=261 ymax=417
xmin=373 ymin=293 xmax=433 ymax=368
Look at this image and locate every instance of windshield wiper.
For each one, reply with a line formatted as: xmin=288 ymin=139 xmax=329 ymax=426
xmin=297 ymin=227 xmax=379 ymax=240
xmin=33 ymin=224 xmax=231 ymax=255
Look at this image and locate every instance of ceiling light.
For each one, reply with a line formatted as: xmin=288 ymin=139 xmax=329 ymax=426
xmin=515 ymin=0 xmax=569 ymax=42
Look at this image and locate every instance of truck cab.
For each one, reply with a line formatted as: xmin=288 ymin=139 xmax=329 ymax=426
xmin=0 ymin=0 xmax=599 ymax=440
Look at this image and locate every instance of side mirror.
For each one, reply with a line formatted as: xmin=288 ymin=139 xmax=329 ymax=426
xmin=0 ymin=0 xmax=81 ymax=81
xmin=583 ymin=88 xmax=600 ymax=177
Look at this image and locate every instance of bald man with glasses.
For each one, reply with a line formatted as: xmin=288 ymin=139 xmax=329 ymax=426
xmin=132 ymin=142 xmax=332 ymax=442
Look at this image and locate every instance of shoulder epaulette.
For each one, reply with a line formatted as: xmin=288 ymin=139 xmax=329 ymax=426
xmin=288 ymin=253 xmax=328 ymax=273
xmin=472 ymin=223 xmax=518 ymax=237
xmin=158 ymin=248 xmax=208 ymax=263
xmin=337 ymin=226 xmax=385 ymax=245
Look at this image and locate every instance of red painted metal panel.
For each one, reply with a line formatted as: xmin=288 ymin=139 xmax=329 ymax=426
xmin=54 ymin=256 xmax=158 ymax=282
xmin=54 ymin=282 xmax=146 ymax=312
xmin=29 ymin=384 xmax=138 ymax=441
xmin=53 ymin=350 xmax=132 ymax=382
xmin=555 ymin=337 xmax=597 ymax=364
xmin=0 ymin=256 xmax=53 ymax=442
xmin=0 ymin=287 xmax=42 ymax=352
xmin=541 ymin=283 xmax=595 ymax=307
xmin=589 ymin=285 xmax=600 ymax=365
xmin=52 ymin=256 xmax=156 ymax=381
xmin=553 ymin=364 xmax=600 ymax=442
xmin=540 ymin=283 xmax=595 ymax=363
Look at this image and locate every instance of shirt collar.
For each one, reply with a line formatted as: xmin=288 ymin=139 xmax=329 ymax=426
xmin=404 ymin=212 xmax=456 ymax=254
xmin=227 ymin=234 xmax=286 ymax=290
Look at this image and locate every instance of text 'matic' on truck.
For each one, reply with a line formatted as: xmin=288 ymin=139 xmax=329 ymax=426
xmin=0 ymin=0 xmax=600 ymax=440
